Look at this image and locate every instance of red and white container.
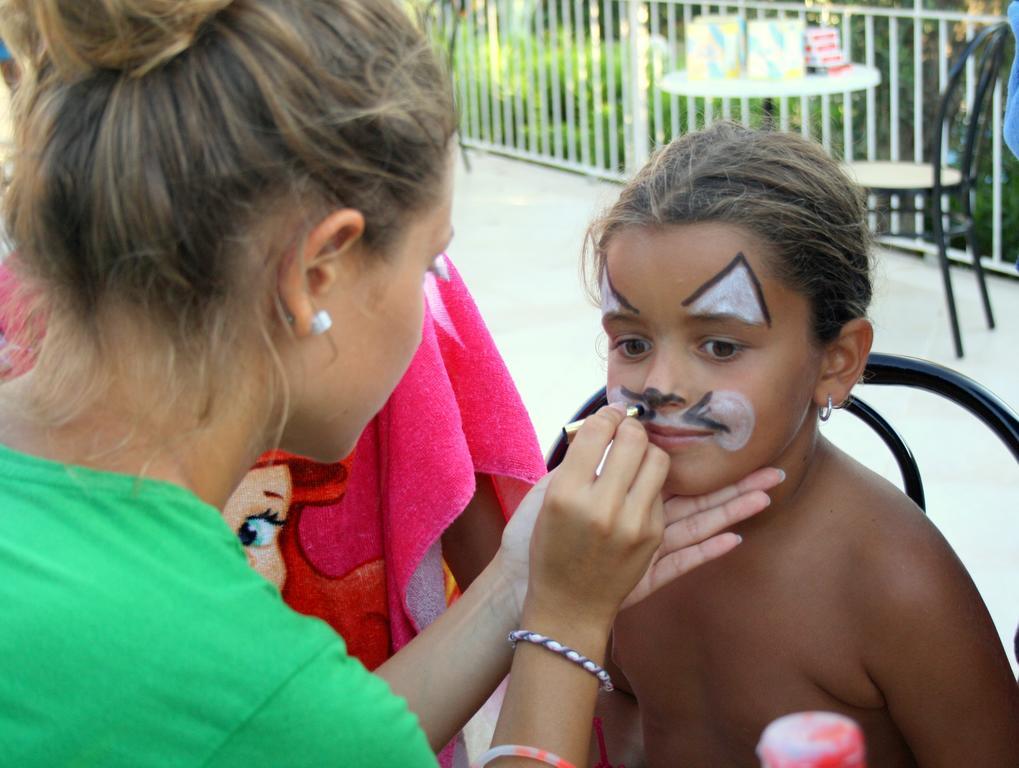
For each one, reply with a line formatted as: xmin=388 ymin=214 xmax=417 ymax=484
xmin=757 ymin=711 xmax=866 ymax=768
xmin=803 ymin=26 xmax=851 ymax=75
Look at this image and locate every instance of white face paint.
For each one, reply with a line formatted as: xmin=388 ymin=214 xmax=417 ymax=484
xmin=600 ymin=270 xmax=622 ymax=315
xmin=607 ymin=385 xmax=755 ymax=452
xmin=683 ymin=390 xmax=755 ymax=451
xmin=682 ymin=253 xmax=771 ymax=327
xmin=606 ymin=385 xmax=628 ymax=407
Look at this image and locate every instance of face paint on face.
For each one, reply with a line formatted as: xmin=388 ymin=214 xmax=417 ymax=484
xmin=617 ymin=385 xmax=683 ymax=420
xmin=608 ymin=385 xmax=755 ymax=452
xmin=680 ymin=390 xmax=756 ymax=451
xmin=600 ymin=268 xmax=641 ymax=316
xmin=681 ymin=252 xmax=772 ymax=327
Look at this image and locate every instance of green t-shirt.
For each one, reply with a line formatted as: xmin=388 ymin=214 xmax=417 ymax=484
xmin=0 ymin=444 xmax=437 ymax=767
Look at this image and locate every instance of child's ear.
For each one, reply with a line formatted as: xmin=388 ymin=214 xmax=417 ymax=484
xmin=813 ymin=318 xmax=873 ymax=410
xmin=277 ymin=209 xmax=365 ymax=337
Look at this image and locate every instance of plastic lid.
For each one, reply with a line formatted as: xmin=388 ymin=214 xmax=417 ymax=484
xmin=756 ymin=711 xmax=866 ymax=768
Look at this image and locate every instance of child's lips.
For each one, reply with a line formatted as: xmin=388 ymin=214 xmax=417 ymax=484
xmin=644 ymin=422 xmax=713 ymax=450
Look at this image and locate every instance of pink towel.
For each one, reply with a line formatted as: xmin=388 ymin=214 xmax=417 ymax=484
xmin=0 ymin=261 xmax=36 ymax=377
xmin=298 ymin=254 xmax=547 ymax=651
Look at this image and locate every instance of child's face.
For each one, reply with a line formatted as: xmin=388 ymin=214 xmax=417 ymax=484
xmin=602 ymin=221 xmax=822 ymax=497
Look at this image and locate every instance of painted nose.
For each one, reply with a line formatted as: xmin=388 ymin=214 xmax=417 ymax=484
xmin=641 ymin=354 xmax=690 ymax=413
xmin=639 ymin=387 xmax=687 ymax=414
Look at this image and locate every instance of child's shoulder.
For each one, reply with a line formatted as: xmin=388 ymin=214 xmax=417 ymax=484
xmin=807 ymin=447 xmax=1019 ymax=761
xmin=821 ymin=438 xmax=926 ymax=529
xmin=811 ymin=439 xmax=980 ymax=615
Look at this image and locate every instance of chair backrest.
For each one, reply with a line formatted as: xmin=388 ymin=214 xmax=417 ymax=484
xmin=545 ymin=353 xmax=1019 ymax=514
xmin=932 ymin=21 xmax=1013 ymax=199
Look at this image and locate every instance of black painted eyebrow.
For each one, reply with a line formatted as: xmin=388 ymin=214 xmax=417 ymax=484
xmin=686 ymin=311 xmax=767 ymax=328
xmin=604 ymin=269 xmax=640 ymax=315
xmin=680 ymin=252 xmax=772 ymax=327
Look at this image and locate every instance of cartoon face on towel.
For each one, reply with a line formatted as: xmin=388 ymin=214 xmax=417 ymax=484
xmin=222 ymin=463 xmax=291 ymax=588
xmin=600 ymin=222 xmax=824 ymax=497
xmin=222 ymin=452 xmax=391 ymax=669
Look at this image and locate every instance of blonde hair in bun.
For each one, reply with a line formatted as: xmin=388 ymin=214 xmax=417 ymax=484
xmin=0 ymin=0 xmax=455 ymax=437
xmin=5 ymin=0 xmax=233 ymax=77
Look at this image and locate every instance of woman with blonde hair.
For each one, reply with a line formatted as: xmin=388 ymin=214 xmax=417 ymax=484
xmin=0 ymin=1 xmax=778 ymax=765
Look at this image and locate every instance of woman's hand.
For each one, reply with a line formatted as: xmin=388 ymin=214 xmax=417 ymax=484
xmin=523 ymin=405 xmax=668 ymax=629
xmin=620 ymin=466 xmax=782 ymax=610
xmin=497 ymin=410 xmax=783 ymax=622
xmin=487 ymin=411 xmax=783 ymax=766
xmin=498 ymin=472 xmax=551 ymax=615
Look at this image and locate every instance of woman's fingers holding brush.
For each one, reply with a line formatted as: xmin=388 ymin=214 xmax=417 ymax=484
xmin=525 ymin=405 xmax=670 ymax=626
xmin=593 ymin=410 xmax=658 ymax=501
xmin=553 ymin=404 xmax=629 ymax=485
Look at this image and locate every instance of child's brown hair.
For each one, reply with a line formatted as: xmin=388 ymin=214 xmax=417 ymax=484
xmin=585 ymin=122 xmax=874 ymax=343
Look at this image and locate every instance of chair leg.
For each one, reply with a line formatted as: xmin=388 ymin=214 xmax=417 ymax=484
xmin=965 ymin=224 xmax=996 ymax=330
xmin=932 ymin=206 xmax=964 ymax=358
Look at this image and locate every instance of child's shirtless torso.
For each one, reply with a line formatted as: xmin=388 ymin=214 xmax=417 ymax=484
xmin=611 ymin=442 xmax=1016 ymax=767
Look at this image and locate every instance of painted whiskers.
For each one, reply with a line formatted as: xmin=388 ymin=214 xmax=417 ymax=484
xmin=610 ymin=386 xmax=755 ymax=452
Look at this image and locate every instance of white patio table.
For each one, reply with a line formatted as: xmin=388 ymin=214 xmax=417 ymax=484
xmin=659 ymin=64 xmax=881 ymax=126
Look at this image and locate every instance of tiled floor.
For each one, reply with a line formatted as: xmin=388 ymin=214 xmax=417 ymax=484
xmin=449 ymin=150 xmax=1019 ymax=676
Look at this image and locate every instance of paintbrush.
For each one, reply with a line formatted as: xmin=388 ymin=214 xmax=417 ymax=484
xmin=563 ymin=404 xmax=646 ymax=444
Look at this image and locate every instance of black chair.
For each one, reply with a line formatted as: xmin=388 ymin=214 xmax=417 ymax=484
xmin=545 ymin=353 xmax=1019 ymax=513
xmin=844 ymin=22 xmax=1012 ymax=359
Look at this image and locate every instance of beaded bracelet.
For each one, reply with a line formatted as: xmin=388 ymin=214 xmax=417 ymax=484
xmin=472 ymin=744 xmax=577 ymax=768
xmin=507 ymin=630 xmax=614 ymax=692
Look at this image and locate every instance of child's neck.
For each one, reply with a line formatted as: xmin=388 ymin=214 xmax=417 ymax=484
xmin=730 ymin=427 xmax=834 ymax=539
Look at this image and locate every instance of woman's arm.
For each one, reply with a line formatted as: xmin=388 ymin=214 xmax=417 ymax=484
xmin=378 ymin=407 xmax=782 ymax=760
xmin=374 ymin=546 xmax=524 ymax=752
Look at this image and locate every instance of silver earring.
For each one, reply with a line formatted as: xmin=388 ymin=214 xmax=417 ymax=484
xmin=309 ymin=309 xmax=333 ymax=336
xmin=819 ymin=394 xmax=833 ymax=422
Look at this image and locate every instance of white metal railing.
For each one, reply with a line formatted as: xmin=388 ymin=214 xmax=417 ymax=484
xmin=437 ymin=0 xmax=1016 ymax=274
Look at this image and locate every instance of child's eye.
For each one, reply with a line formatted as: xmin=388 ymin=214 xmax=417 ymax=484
xmin=427 ymin=252 xmax=450 ymax=282
xmin=702 ymin=339 xmax=743 ymax=360
xmin=238 ymin=510 xmax=285 ymax=548
xmin=613 ymin=337 xmax=652 ymax=359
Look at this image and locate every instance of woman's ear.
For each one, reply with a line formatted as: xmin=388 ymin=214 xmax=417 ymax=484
xmin=814 ymin=318 xmax=874 ymax=409
xmin=277 ymin=209 xmax=365 ymax=337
